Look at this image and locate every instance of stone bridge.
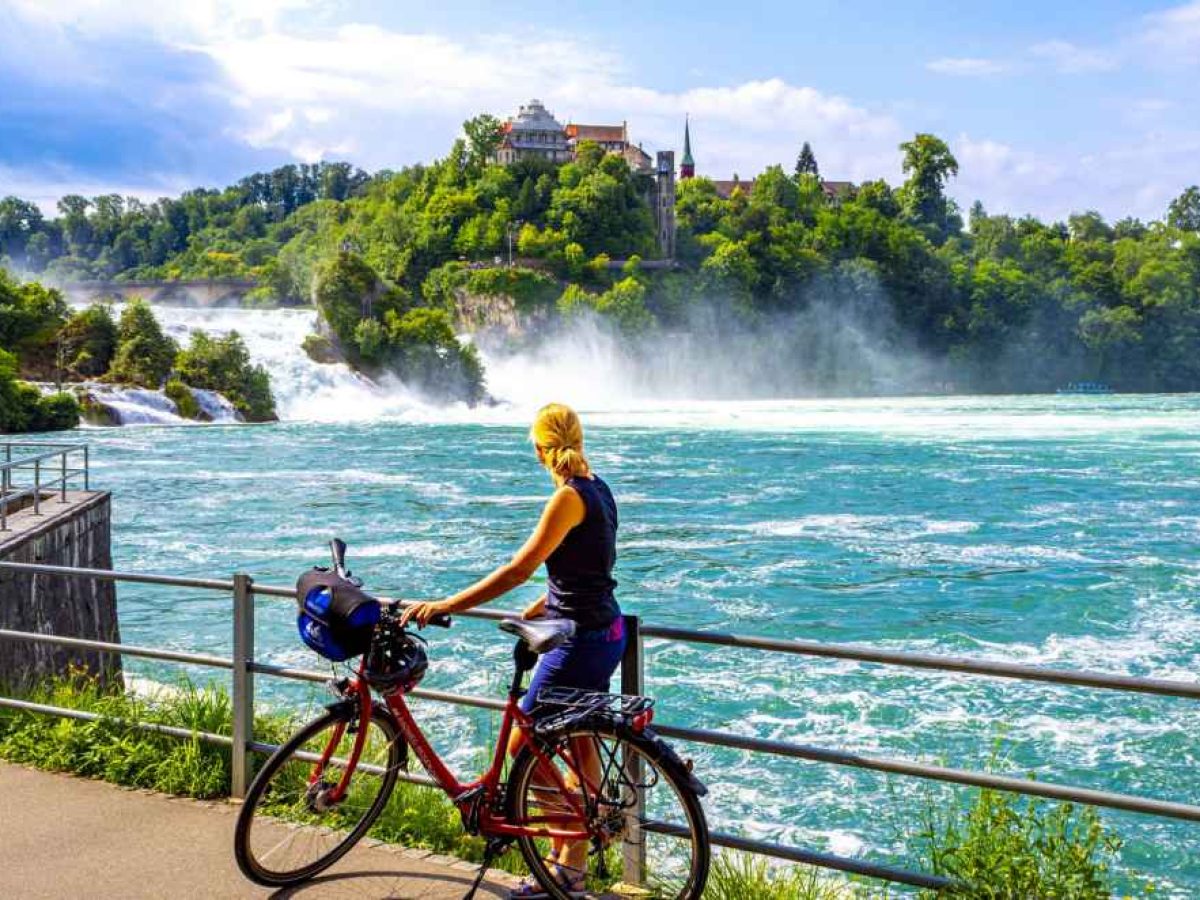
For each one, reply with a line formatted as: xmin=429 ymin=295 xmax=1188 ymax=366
xmin=59 ymin=278 xmax=258 ymax=308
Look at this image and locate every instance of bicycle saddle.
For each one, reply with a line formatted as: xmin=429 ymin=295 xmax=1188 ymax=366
xmin=498 ymin=617 xmax=576 ymax=654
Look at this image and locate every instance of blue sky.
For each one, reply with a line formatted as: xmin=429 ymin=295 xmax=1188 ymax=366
xmin=1 ymin=0 xmax=1197 ymax=221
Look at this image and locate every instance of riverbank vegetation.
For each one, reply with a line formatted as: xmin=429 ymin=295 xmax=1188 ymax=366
xmin=0 ymin=674 xmax=1138 ymax=898
xmin=3 ymin=121 xmax=1199 ymax=392
xmin=0 ymin=269 xmax=276 ymax=429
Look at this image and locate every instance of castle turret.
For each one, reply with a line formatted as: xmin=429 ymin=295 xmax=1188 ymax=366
xmin=652 ymin=150 xmax=676 ymax=259
xmin=680 ymin=116 xmax=695 ymax=179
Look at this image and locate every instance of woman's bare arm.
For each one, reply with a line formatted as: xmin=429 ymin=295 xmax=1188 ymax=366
xmin=401 ymin=486 xmax=585 ymax=625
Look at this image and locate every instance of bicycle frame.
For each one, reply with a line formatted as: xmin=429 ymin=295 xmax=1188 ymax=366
xmin=318 ymin=657 xmax=595 ymax=844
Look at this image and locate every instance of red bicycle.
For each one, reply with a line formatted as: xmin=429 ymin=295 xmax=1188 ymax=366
xmin=233 ymin=541 xmax=710 ymax=899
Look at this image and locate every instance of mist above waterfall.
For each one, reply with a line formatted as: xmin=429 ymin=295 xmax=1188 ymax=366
xmin=70 ymin=273 xmax=945 ymax=424
xmin=480 ymin=271 xmax=946 ymax=410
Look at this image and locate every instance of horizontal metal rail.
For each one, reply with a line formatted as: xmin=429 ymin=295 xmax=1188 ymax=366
xmin=1 ymin=443 xmax=90 ymax=529
xmin=654 ymin=723 xmax=1200 ymax=823
xmin=0 ymin=560 xmax=235 ymax=592
xmin=646 ymin=820 xmax=953 ymax=891
xmin=0 ymin=696 xmax=233 ymax=747
xmin=0 ymin=629 xmax=234 ymax=670
xmin=641 ymin=625 xmax=1200 ymax=700
xmin=3 ymin=560 xmax=1200 ymax=891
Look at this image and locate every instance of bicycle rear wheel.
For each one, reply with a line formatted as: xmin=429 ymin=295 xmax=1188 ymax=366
xmin=234 ymin=706 xmax=402 ymax=887
xmin=507 ymin=720 xmax=710 ymax=900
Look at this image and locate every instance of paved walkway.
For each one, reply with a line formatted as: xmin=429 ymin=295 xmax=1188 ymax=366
xmin=0 ymin=762 xmax=518 ymax=899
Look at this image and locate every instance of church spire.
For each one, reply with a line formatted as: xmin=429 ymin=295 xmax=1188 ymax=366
xmin=680 ymin=115 xmax=695 ymax=179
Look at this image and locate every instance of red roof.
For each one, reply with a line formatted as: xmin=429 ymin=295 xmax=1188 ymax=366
xmin=566 ymin=124 xmax=626 ymax=143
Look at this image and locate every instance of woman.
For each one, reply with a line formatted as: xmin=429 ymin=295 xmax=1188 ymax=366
xmin=401 ymin=402 xmax=625 ymax=898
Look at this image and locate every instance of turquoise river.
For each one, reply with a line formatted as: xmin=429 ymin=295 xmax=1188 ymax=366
xmin=72 ymin=306 xmax=1200 ymax=895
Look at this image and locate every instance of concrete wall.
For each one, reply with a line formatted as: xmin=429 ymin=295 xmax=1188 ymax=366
xmin=0 ymin=492 xmax=122 ymax=691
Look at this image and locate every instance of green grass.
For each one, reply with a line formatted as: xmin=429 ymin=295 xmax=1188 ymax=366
xmin=707 ymin=853 xmax=857 ymax=899
xmin=0 ymin=673 xmax=235 ymax=797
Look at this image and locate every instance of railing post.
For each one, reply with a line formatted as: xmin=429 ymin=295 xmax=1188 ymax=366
xmin=83 ymin=445 xmax=90 ymax=491
xmin=620 ymin=614 xmax=646 ymax=888
xmin=1 ymin=446 xmax=8 ymax=531
xmin=231 ymin=572 xmax=255 ymax=799
xmin=60 ymin=452 xmax=67 ymax=502
xmin=33 ymin=459 xmax=40 ymax=515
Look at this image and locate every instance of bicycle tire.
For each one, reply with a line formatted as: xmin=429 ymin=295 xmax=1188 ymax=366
xmin=234 ymin=705 xmax=402 ymax=887
xmin=506 ymin=719 xmax=710 ymax=900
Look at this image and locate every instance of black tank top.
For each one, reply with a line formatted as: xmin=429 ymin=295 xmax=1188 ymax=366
xmin=544 ymin=475 xmax=620 ymax=630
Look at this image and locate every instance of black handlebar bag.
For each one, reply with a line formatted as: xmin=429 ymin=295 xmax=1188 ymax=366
xmin=295 ymin=568 xmax=382 ymax=661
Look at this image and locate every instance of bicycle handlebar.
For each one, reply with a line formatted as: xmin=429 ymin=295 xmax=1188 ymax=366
xmin=330 ymin=537 xmax=452 ymax=628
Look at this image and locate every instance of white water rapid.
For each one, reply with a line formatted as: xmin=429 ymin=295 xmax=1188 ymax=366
xmin=68 ymin=303 xmax=1200 ymax=439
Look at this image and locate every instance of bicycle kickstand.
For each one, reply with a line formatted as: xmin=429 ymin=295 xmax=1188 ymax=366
xmin=462 ymin=838 xmax=508 ymax=900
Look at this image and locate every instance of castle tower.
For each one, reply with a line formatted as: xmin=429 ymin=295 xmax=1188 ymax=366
xmin=652 ymin=150 xmax=676 ymax=259
xmin=680 ymin=116 xmax=695 ymax=179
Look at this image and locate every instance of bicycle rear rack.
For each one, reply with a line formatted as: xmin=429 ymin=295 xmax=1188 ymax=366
xmin=532 ymin=686 xmax=654 ymax=733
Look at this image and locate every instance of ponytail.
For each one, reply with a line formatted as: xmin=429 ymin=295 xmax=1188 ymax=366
xmin=530 ymin=403 xmax=590 ymax=480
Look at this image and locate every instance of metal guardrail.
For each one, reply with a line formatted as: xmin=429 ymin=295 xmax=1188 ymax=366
xmin=0 ymin=442 xmax=90 ymax=532
xmin=2 ymin=560 xmax=1199 ymax=891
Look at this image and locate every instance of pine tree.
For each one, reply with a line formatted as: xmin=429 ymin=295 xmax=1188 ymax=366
xmin=795 ymin=142 xmax=819 ymax=178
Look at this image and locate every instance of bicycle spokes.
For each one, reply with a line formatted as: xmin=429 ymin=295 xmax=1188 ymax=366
xmin=510 ymin=726 xmax=708 ymax=899
xmin=236 ymin=710 xmax=402 ymax=885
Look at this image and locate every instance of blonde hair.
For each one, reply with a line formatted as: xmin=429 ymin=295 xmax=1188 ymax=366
xmin=530 ymin=403 xmax=590 ymax=480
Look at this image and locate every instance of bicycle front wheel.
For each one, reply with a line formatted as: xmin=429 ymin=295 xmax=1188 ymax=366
xmin=507 ymin=720 xmax=710 ymax=900
xmin=234 ymin=706 xmax=402 ymax=887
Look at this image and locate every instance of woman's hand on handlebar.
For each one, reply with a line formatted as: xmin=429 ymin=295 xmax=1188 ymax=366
xmin=399 ymin=599 xmax=452 ymax=628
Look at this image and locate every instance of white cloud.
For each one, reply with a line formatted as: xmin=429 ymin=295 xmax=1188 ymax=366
xmin=5 ymin=0 xmax=320 ymax=41
xmin=926 ymin=57 xmax=1009 ymax=76
xmin=1029 ymin=40 xmax=1118 ymax=74
xmin=1141 ymin=1 xmax=1200 ymax=64
xmin=3 ymin=0 xmax=1198 ymax=223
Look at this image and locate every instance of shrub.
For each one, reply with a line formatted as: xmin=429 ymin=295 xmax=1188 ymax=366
xmin=913 ymin=787 xmax=1125 ymax=898
xmin=163 ymin=379 xmax=200 ymax=420
xmin=29 ymin=391 xmax=81 ymax=431
xmin=108 ymin=298 xmax=177 ymax=387
xmin=353 ymin=318 xmax=387 ymax=364
xmin=301 ymin=333 xmax=338 ymax=364
xmin=60 ymin=303 xmax=118 ymax=378
xmin=0 ymin=348 xmax=79 ymax=432
xmin=175 ymin=331 xmax=276 ymax=422
xmin=385 ymin=307 xmax=485 ymax=403
xmin=464 ymin=266 xmax=559 ymax=310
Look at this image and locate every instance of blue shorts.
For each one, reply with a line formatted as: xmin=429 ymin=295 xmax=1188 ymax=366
xmin=520 ymin=617 xmax=627 ymax=715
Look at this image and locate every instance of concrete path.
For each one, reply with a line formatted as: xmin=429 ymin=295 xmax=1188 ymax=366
xmin=0 ymin=762 xmax=519 ymax=899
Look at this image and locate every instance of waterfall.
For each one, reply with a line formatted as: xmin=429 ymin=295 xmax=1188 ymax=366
xmin=86 ymin=386 xmax=182 ymax=425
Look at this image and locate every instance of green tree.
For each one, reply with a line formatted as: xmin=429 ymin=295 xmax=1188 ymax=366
xmin=175 ymin=330 xmax=276 ymax=422
xmin=899 ymin=133 xmax=960 ymax=240
xmin=384 ymin=307 xmax=484 ymax=403
xmin=462 ymin=114 xmax=504 ymax=175
xmin=60 ymin=303 xmax=118 ymax=378
xmin=0 ymin=270 xmax=69 ymax=380
xmin=1167 ymin=186 xmax=1200 ymax=232
xmin=108 ymin=298 xmax=178 ymax=387
xmin=313 ymin=252 xmax=388 ymax=347
xmin=795 ymin=141 xmax=819 ymax=178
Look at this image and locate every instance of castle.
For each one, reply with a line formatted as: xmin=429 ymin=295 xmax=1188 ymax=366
xmin=491 ymin=100 xmax=851 ymax=258
xmin=493 ymin=99 xmax=675 ymax=258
